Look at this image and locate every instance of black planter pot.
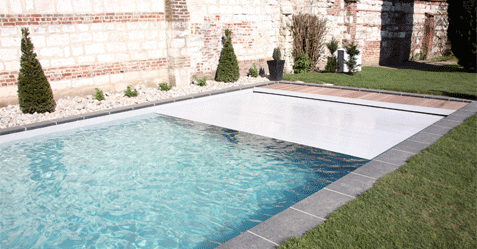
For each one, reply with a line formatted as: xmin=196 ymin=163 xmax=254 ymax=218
xmin=267 ymin=60 xmax=285 ymax=81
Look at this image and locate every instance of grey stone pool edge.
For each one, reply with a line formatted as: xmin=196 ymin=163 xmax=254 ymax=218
xmin=1 ymin=81 xmax=475 ymax=249
xmin=0 ymin=82 xmax=275 ymax=136
xmin=216 ymin=82 xmax=477 ymax=249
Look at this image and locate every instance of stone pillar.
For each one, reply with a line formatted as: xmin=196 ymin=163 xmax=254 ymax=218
xmin=279 ymin=1 xmax=294 ymax=74
xmin=165 ymin=0 xmax=191 ymax=87
xmin=345 ymin=1 xmax=358 ymax=43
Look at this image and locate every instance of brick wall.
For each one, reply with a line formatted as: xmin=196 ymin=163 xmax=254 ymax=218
xmin=0 ymin=0 xmax=449 ymax=105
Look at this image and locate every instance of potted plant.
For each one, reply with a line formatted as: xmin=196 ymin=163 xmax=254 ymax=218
xmin=267 ymin=47 xmax=285 ymax=81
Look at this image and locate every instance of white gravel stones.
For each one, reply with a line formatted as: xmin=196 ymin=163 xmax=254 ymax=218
xmin=0 ymin=76 xmax=269 ymax=129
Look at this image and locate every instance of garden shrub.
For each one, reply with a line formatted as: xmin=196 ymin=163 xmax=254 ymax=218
xmin=248 ymin=63 xmax=259 ymax=77
xmin=124 ymin=85 xmax=138 ymax=97
xmin=159 ymin=83 xmax=172 ymax=91
xmin=215 ymin=29 xmax=240 ymax=82
xmin=259 ymin=67 xmax=266 ymax=77
xmin=193 ymin=75 xmax=207 ymax=86
xmin=93 ymin=88 xmax=105 ymax=101
xmin=344 ymin=41 xmax=361 ymax=75
xmin=273 ymin=47 xmax=281 ymax=61
xmin=292 ymin=14 xmax=327 ymax=71
xmin=325 ymin=37 xmax=339 ymax=73
xmin=17 ymin=27 xmax=56 ymax=114
xmin=293 ymin=53 xmax=313 ymax=74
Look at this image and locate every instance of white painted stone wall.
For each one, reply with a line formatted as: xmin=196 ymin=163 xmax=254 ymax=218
xmin=0 ymin=0 xmax=450 ymax=106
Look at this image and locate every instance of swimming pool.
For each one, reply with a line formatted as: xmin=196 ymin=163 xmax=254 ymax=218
xmin=0 ymin=114 xmax=368 ymax=248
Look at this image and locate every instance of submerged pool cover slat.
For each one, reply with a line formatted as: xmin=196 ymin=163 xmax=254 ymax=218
xmin=153 ymin=89 xmax=445 ymax=160
xmin=0 ymin=114 xmax=368 ymax=248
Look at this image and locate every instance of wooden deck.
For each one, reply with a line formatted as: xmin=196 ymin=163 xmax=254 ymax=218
xmin=259 ymin=83 xmax=468 ymax=110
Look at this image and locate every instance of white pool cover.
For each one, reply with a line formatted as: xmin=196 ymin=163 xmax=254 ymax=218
xmin=155 ymin=88 xmax=445 ymax=160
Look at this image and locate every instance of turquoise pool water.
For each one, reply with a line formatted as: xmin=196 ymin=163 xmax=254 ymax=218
xmin=0 ymin=114 xmax=368 ymax=248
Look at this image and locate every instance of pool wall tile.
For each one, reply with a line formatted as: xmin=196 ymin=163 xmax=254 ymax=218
xmin=248 ymin=208 xmax=325 ymax=245
xmin=324 ymin=174 xmax=377 ymax=198
xmin=291 ymin=189 xmax=354 ymax=218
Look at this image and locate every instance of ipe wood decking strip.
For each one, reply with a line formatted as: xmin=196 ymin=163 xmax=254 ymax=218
xmin=260 ymin=83 xmax=467 ymax=110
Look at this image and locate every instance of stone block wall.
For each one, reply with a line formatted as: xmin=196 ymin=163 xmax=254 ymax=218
xmin=1 ymin=0 xmax=169 ymax=104
xmin=0 ymin=0 xmax=449 ymax=105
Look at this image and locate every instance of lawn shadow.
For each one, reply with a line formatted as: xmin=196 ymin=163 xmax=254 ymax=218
xmin=429 ymin=90 xmax=477 ymax=101
xmin=380 ymin=61 xmax=468 ymax=72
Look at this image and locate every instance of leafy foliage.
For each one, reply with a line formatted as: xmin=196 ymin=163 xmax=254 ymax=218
xmin=124 ymin=85 xmax=138 ymax=97
xmin=344 ymin=41 xmax=360 ymax=74
xmin=193 ymin=75 xmax=207 ymax=86
xmin=158 ymin=83 xmax=172 ymax=91
xmin=447 ymin=0 xmax=476 ymax=72
xmin=93 ymin=88 xmax=105 ymax=101
xmin=248 ymin=63 xmax=259 ymax=77
xmin=215 ymin=29 xmax=240 ymax=82
xmin=273 ymin=47 xmax=281 ymax=61
xmin=293 ymin=53 xmax=312 ymax=74
xmin=17 ymin=28 xmax=56 ymax=114
xmin=291 ymin=14 xmax=327 ymax=71
xmin=325 ymin=37 xmax=339 ymax=72
xmin=326 ymin=37 xmax=339 ymax=55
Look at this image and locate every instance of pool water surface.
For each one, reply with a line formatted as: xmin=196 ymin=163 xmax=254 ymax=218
xmin=0 ymin=114 xmax=368 ymax=248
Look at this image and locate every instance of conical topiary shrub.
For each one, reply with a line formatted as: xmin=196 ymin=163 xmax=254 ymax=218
xmin=215 ymin=29 xmax=240 ymax=82
xmin=17 ymin=27 xmax=56 ymax=114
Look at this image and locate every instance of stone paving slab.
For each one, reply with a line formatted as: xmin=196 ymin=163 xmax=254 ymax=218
xmin=248 ymin=208 xmax=325 ymax=246
xmin=218 ymin=82 xmax=476 ymax=249
xmin=324 ymin=173 xmax=377 ymax=198
xmin=291 ymin=189 xmax=354 ymax=219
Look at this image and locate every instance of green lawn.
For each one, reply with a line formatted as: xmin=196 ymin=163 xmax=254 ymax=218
xmin=279 ymin=114 xmax=477 ymax=248
xmin=273 ymin=77 xmax=477 ymax=249
xmin=283 ymin=66 xmax=477 ymax=100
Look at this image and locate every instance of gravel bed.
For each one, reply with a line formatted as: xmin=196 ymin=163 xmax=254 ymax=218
xmin=0 ymin=76 xmax=269 ymax=129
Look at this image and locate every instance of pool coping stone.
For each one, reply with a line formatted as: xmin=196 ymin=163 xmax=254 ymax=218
xmin=1 ymin=81 xmax=476 ymax=248
xmin=217 ymin=82 xmax=476 ymax=249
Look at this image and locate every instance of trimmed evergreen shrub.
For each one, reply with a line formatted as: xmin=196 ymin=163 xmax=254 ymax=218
xmin=344 ymin=41 xmax=360 ymax=75
xmin=17 ymin=28 xmax=56 ymax=114
xmin=325 ymin=37 xmax=339 ymax=73
xmin=293 ymin=53 xmax=312 ymax=74
xmin=248 ymin=63 xmax=259 ymax=77
xmin=447 ymin=0 xmax=476 ymax=72
xmin=273 ymin=47 xmax=281 ymax=61
xmin=215 ymin=29 xmax=240 ymax=82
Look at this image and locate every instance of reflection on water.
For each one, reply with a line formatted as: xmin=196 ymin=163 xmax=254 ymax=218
xmin=0 ymin=114 xmax=368 ymax=248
